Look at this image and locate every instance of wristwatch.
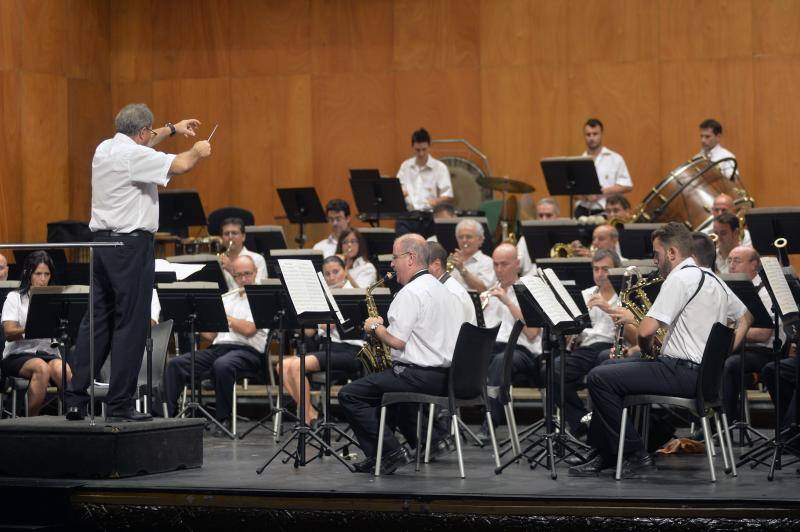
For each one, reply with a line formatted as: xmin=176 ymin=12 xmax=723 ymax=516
xmin=165 ymin=122 xmax=176 ymax=136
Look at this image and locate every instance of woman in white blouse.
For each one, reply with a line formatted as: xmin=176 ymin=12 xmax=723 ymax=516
xmin=335 ymin=228 xmax=377 ymax=288
xmin=1 ymin=251 xmax=72 ymax=415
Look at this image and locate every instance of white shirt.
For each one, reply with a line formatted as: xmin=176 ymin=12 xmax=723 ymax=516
xmin=386 ymin=272 xmax=461 ymax=367
xmin=348 ymin=257 xmax=377 ymax=288
xmin=396 ymin=155 xmax=453 ymax=211
xmin=482 ymin=284 xmax=542 ymax=355
xmin=215 ymin=291 xmax=268 ymax=353
xmin=697 ymin=144 xmax=737 ymax=179
xmin=2 ymin=291 xmax=60 ymax=359
xmin=223 ymin=247 xmax=268 ymax=291
xmin=89 ymin=133 xmax=175 ymax=233
xmin=577 ymin=147 xmax=633 ymax=210
xmin=647 ymin=258 xmax=746 ymax=363
xmin=701 ymin=224 xmax=752 ymax=247
xmin=313 ymin=235 xmax=338 ymax=258
xmin=715 ymin=252 xmax=730 ymax=275
xmin=450 ymin=250 xmax=495 ymax=289
xmin=578 ymin=287 xmax=618 ymax=346
xmin=516 ymin=237 xmax=537 ymax=277
xmin=442 ymin=275 xmax=477 ymax=326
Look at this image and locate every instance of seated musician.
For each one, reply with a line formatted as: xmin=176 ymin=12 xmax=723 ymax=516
xmin=573 ymin=224 xmax=625 ymax=260
xmin=604 ymin=194 xmax=632 ymax=221
xmin=1 ymin=251 xmax=72 ymax=416
xmin=164 ymin=255 xmax=267 ymax=436
xmin=569 ymin=222 xmax=751 ymax=477
xmin=338 ymin=234 xmax=462 ymax=474
xmin=218 ymin=217 xmax=268 ymax=290
xmin=713 ymin=212 xmax=743 ymax=274
xmin=313 ymin=199 xmax=351 ymax=258
xmin=517 ymin=197 xmax=562 ymax=277
xmin=282 ymin=256 xmax=364 ymax=426
xmin=335 ymin=228 xmax=377 ymax=288
xmin=426 ymin=242 xmax=477 ymax=325
xmin=702 ymin=193 xmax=752 ymax=246
xmin=0 ymin=252 xmax=8 ymax=281
xmin=478 ymin=243 xmax=542 ymax=440
xmin=448 ymin=218 xmax=495 ymax=292
xmin=553 ymin=249 xmax=621 ymax=439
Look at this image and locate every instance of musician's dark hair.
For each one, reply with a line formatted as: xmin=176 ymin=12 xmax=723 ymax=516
xmin=585 ymin=118 xmax=604 ymax=131
xmin=335 ymin=228 xmax=370 ymax=262
xmin=651 ymin=222 xmax=693 ymax=257
xmin=411 ymin=128 xmax=431 ymax=145
xmin=426 ymin=241 xmax=448 ymax=270
xmin=592 ymin=248 xmax=621 ymax=268
xmin=220 ymin=217 xmax=246 ymax=234
xmin=605 ymin=194 xmax=630 ymax=210
xmin=699 ymin=118 xmax=722 ymax=135
xmin=714 ymin=212 xmax=739 ymax=231
xmin=326 ymin=199 xmax=350 ymax=218
xmin=18 ymin=251 xmax=55 ymax=294
xmin=690 ymin=232 xmax=716 ymax=270
xmin=432 ymin=203 xmax=456 ymax=217
xmin=323 ymin=255 xmax=345 ymax=269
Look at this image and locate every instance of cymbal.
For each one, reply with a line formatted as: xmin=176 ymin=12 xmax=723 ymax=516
xmin=476 ymin=176 xmax=535 ymax=194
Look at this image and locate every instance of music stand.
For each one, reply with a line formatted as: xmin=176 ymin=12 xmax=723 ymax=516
xmin=433 ymin=217 xmax=494 ymax=255
xmin=746 ymin=207 xmax=800 ymax=263
xmin=349 ymin=177 xmax=407 ymax=227
xmin=245 ymin=225 xmax=288 ymax=255
xmin=619 ymin=223 xmax=663 ymax=260
xmin=158 ymin=189 xmax=207 ymax=238
xmin=535 ymin=258 xmax=595 ymax=291
xmin=349 ymin=169 xmax=382 ymax=180
xmin=519 ymin=220 xmax=596 ymax=260
xmin=467 ymin=289 xmax=485 ymax=327
xmin=358 ymin=227 xmax=395 ymax=259
xmin=157 ymin=282 xmax=232 ymax=438
xmin=167 ymin=254 xmax=228 ymax=291
xmin=266 ymin=249 xmax=324 ymax=278
xmin=540 ymin=156 xmax=602 ymax=215
xmin=277 ymin=187 xmax=327 ymax=248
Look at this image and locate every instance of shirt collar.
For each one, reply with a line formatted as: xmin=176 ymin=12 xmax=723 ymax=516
xmin=582 ymin=146 xmax=611 ymax=158
xmin=414 ymin=155 xmax=436 ymax=171
xmin=670 ymin=257 xmax=697 ymax=279
xmin=114 ymin=132 xmax=137 ymax=144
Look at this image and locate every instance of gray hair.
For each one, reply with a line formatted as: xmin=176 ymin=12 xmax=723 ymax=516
xmin=592 ymin=248 xmax=622 ymax=268
xmin=115 ymin=103 xmax=154 ymax=136
xmin=537 ymin=197 xmax=561 ymax=216
xmin=455 ymin=218 xmax=484 ymax=238
xmin=397 ymin=234 xmax=430 ymax=267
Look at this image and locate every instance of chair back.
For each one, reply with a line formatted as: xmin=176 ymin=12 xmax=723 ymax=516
xmin=208 ymin=207 xmax=255 ymax=238
xmin=695 ymin=322 xmax=735 ymax=412
xmin=137 ymin=319 xmax=174 ymax=388
xmin=448 ymin=323 xmax=500 ymax=405
xmin=498 ymin=320 xmax=525 ymax=405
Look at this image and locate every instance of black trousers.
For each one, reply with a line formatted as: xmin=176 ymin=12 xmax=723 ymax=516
xmin=66 ymin=231 xmax=154 ymax=415
xmin=762 ymin=357 xmax=798 ymax=430
xmin=338 ymin=365 xmax=449 ymax=459
xmin=164 ymin=343 xmax=262 ymax=421
xmin=486 ymin=343 xmax=542 ymax=427
xmin=553 ymin=342 xmax=612 ymax=432
xmin=586 ymin=357 xmax=698 ymax=460
xmin=722 ymin=345 xmax=774 ymax=421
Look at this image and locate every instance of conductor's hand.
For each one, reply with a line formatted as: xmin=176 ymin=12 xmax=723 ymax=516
xmin=175 ymin=119 xmax=201 ymax=138
xmin=192 ymin=140 xmax=212 ymax=159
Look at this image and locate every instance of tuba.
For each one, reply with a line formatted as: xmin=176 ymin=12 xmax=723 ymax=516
xmin=618 ymin=269 xmax=666 ymax=359
xmin=356 ymin=273 xmax=394 ymax=373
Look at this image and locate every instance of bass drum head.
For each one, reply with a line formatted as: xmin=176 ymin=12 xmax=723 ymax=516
xmin=440 ymin=156 xmax=493 ymax=211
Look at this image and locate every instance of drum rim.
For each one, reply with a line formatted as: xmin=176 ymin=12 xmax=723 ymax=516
xmin=640 ymin=157 xmax=737 ymax=208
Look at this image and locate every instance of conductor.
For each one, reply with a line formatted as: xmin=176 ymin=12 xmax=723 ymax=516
xmin=66 ymin=103 xmax=211 ymax=421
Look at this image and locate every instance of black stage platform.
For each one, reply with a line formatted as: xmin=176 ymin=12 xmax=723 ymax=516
xmin=0 ymin=420 xmax=798 ymax=531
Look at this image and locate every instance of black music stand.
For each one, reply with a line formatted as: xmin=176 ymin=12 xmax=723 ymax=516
xmin=349 ymin=168 xmax=381 ymax=180
xmin=519 ymin=220 xmax=596 ymax=260
xmin=540 ymin=156 xmax=602 ymax=215
xmin=349 ymin=177 xmax=407 ymax=227
xmin=467 ymin=290 xmax=485 ymax=327
xmin=158 ymin=189 xmax=207 ymax=238
xmin=245 ymin=225 xmax=288 ymax=255
xmin=746 ymin=207 xmax=800 ymax=264
xmin=619 ymin=223 xmax=663 ymax=260
xmin=157 ymin=283 xmax=232 ymax=438
xmin=433 ymin=217 xmax=494 ymax=255
xmin=358 ymin=227 xmax=395 ymax=259
xmin=277 ymin=187 xmax=327 ymax=248
xmin=167 ymin=255 xmax=228 ymax=291
xmin=535 ymin=259 xmax=595 ymax=291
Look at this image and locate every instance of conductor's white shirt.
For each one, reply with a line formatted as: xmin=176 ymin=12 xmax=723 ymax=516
xmin=89 ymin=133 xmax=176 ymax=233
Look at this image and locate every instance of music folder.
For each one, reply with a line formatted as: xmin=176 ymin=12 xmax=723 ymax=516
xmin=719 ymin=273 xmax=773 ymax=329
xmin=759 ymin=256 xmax=800 ymax=334
xmin=277 ymin=259 xmax=339 ymax=327
xmin=515 ymin=269 xmax=583 ymax=335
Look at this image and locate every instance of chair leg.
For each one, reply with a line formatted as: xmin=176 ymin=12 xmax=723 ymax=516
xmin=424 ymin=403 xmax=435 ymax=464
xmin=162 ymin=401 xmax=169 ymax=418
xmin=486 ymin=411 xmax=500 ymax=469
xmin=415 ymin=405 xmax=423 ymax=472
xmin=452 ymin=414 xmax=465 ymax=478
xmin=642 ymin=405 xmax=651 ymax=451
xmin=714 ymin=413 xmax=729 ymax=474
xmin=721 ymin=412 xmax=737 ymax=477
xmin=504 ymin=403 xmax=521 ymax=456
xmin=232 ymin=382 xmax=238 ymax=437
xmin=615 ymin=407 xmax=628 ymax=481
xmin=700 ymin=416 xmax=717 ymax=482
xmin=375 ymin=406 xmax=388 ymax=477
xmin=101 ymin=403 xmax=106 ymax=419
xmin=743 ymin=390 xmax=751 ymax=425
xmin=11 ymin=390 xmax=17 ymax=419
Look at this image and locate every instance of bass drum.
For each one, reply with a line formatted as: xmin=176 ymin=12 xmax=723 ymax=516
xmin=439 ymin=156 xmax=493 ymax=211
xmin=635 ymin=157 xmax=752 ymax=231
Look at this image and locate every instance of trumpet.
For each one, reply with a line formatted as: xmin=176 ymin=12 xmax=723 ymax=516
xmin=446 ymin=243 xmax=469 ymax=273
xmin=479 ymin=281 xmax=502 ymax=310
xmin=217 ymin=240 xmax=234 ymax=260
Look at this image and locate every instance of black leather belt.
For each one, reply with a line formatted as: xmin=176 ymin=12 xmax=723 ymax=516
xmin=94 ymin=230 xmax=151 ymax=238
xmin=670 ymin=358 xmax=700 ymax=369
xmin=393 ymin=361 xmax=449 ymax=372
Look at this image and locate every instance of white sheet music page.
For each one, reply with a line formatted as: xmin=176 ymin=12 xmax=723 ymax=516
xmin=761 ymin=256 xmax=799 ymax=318
xmin=278 ymin=259 xmax=329 ymax=316
xmin=317 ymin=271 xmax=347 ymax=326
xmin=520 ymin=276 xmax=572 ymax=327
xmin=542 ymin=268 xmax=582 ymax=319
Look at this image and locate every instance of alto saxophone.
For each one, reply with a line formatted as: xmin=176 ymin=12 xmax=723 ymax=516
xmin=356 ymin=272 xmax=394 ymax=373
xmin=619 ymin=269 xmax=666 ymax=359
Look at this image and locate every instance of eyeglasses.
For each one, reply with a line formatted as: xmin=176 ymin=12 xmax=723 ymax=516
xmin=144 ymin=126 xmax=157 ymax=136
xmin=341 ymin=239 xmax=359 ymax=245
xmin=391 ymin=252 xmax=412 ymax=260
xmin=232 ymin=271 xmax=254 ymax=279
xmin=456 ymin=233 xmax=477 ymax=241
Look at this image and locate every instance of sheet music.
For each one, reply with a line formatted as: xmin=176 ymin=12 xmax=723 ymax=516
xmin=278 ymin=259 xmax=330 ymax=316
xmin=317 ymin=271 xmax=347 ymax=327
xmin=542 ymin=268 xmax=582 ymax=319
xmin=761 ymin=256 xmax=799 ymax=317
xmin=520 ymin=276 xmax=573 ymax=326
xmin=155 ymin=259 xmax=204 ymax=280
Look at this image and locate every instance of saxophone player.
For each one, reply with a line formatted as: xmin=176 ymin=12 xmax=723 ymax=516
xmin=338 ymin=234 xmax=463 ymax=474
xmin=570 ymin=222 xmax=751 ymax=478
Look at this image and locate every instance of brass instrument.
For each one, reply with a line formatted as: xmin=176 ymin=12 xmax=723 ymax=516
xmin=446 ymin=253 xmax=457 ymax=273
xmin=217 ymin=239 xmax=233 ymax=259
xmin=774 ymin=237 xmax=789 ymax=266
xmin=550 ymin=242 xmax=574 ymax=258
xmin=611 ymin=266 xmax=638 ymax=358
xmin=479 ymin=281 xmax=502 ymax=310
xmin=619 ymin=270 xmax=666 ymax=360
xmin=356 ymin=273 xmax=394 ymax=373
xmin=222 ymin=286 xmax=245 ymax=298
xmin=181 ymin=235 xmax=224 ymax=255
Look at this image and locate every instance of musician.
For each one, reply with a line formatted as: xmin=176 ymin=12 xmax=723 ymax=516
xmin=517 ymin=198 xmax=562 ymax=276
xmin=575 ymin=118 xmax=633 ymax=217
xmin=335 ymin=228 xmax=377 ymax=288
xmin=722 ymin=246 xmax=780 ymax=422
xmin=449 ymin=218 xmax=495 ymax=292
xmin=479 ymin=243 xmax=542 ymax=439
xmin=283 ymin=256 xmax=364 ymax=426
xmin=604 ymin=194 xmax=632 ymax=221
xmin=313 ymin=199 xmax=351 ymax=258
xmin=0 ymin=253 xmax=7 ymax=281
xmin=164 ymin=256 xmax=268 ymax=436
xmin=395 ymin=128 xmax=453 ymax=237
xmin=696 ymin=119 xmax=737 ymax=179
xmin=1 ymin=252 xmax=71 ymax=416
xmin=66 ymin=103 xmax=210 ymax=422
xmin=338 ymin=234 xmax=461 ymax=474
xmin=573 ymin=224 xmax=624 ymax=260
xmin=218 ymin=217 xmax=268 ymax=290
xmin=554 ymin=249 xmax=621 ymax=438
xmin=570 ymin=222 xmax=750 ymax=477
xmin=427 ymin=242 xmax=477 ymax=326
xmin=702 ymin=193 xmax=752 ymax=246
xmin=691 ymin=232 xmax=717 ymax=271
xmin=713 ymin=212 xmax=741 ymax=274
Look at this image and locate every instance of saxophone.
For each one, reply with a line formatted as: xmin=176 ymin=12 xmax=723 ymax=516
xmin=356 ymin=272 xmax=394 ymax=373
xmin=618 ymin=269 xmax=666 ymax=359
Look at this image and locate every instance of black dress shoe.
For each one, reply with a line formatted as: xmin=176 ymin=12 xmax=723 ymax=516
xmin=105 ymin=410 xmax=153 ymax=422
xmin=564 ymin=448 xmax=597 ymax=467
xmin=379 ymin=447 xmax=412 ymax=475
xmin=65 ymin=406 xmax=85 ymax=421
xmin=621 ymin=451 xmax=656 ymax=478
xmin=352 ymin=456 xmax=376 ymax=474
xmin=568 ymin=453 xmax=612 ymax=477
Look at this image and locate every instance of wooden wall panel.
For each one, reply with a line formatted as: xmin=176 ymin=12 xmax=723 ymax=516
xmin=567 ymin=0 xmax=658 ymax=63
xmin=754 ymin=0 xmax=800 ymax=57
xmin=66 ymin=0 xmax=109 ymax=80
xmin=109 ymin=0 xmax=153 ymax=82
xmin=20 ymin=0 xmax=65 ymax=75
xmin=0 ymin=0 xmax=21 ymax=72
xmin=111 ymin=82 xmax=154 ymax=119
xmin=0 ymin=71 xmax=21 ymax=242
xmin=659 ymin=0 xmax=753 ymax=61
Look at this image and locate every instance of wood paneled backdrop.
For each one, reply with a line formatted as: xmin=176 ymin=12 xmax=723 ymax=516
xmin=1 ymin=0 xmax=800 ymax=247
